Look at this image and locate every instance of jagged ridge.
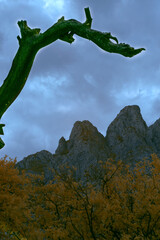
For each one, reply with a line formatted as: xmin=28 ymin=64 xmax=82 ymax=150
xmin=16 ymin=105 xmax=160 ymax=180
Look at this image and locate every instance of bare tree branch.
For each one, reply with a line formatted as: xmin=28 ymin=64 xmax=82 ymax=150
xmin=0 ymin=7 xmax=145 ymax=149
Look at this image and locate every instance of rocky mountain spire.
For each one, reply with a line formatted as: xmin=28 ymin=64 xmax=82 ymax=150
xmin=53 ymin=120 xmax=110 ymax=179
xmin=105 ymin=105 xmax=156 ymax=164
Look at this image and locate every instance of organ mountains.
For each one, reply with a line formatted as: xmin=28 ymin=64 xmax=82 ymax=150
xmin=16 ymin=105 xmax=160 ymax=180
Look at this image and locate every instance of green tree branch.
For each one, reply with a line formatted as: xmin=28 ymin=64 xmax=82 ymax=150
xmin=0 ymin=7 xmax=145 ymax=149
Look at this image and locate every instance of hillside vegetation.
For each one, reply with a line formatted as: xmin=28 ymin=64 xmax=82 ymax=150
xmin=1 ymin=154 xmax=160 ymax=239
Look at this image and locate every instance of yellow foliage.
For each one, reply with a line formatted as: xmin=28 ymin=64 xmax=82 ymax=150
xmin=1 ymin=154 xmax=160 ymax=239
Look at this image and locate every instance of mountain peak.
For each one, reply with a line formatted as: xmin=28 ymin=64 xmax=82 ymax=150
xmin=69 ymin=120 xmax=104 ymax=143
xmin=105 ymin=105 xmax=152 ymax=163
xmin=112 ymin=105 xmax=147 ymax=131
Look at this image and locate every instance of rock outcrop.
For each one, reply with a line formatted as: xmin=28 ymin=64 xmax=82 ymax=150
xmin=16 ymin=150 xmax=55 ymax=180
xmin=105 ymin=105 xmax=157 ymax=165
xmin=147 ymin=118 xmax=160 ymax=153
xmin=53 ymin=120 xmax=110 ymax=179
xmin=16 ymin=105 xmax=160 ymax=180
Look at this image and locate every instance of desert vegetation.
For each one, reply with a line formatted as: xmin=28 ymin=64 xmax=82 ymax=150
xmin=1 ymin=154 xmax=160 ymax=239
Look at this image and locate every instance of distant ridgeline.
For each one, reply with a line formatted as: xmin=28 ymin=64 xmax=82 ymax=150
xmin=16 ymin=105 xmax=160 ymax=181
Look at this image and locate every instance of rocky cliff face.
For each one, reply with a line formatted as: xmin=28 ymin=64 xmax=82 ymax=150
xmin=16 ymin=150 xmax=55 ymax=180
xmin=105 ymin=105 xmax=158 ymax=165
xmin=16 ymin=105 xmax=160 ymax=179
xmin=53 ymin=120 xmax=110 ymax=178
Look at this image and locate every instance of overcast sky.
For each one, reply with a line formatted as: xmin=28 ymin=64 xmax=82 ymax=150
xmin=1 ymin=0 xmax=160 ymax=162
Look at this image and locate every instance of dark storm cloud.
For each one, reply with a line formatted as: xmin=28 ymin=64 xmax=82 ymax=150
xmin=1 ymin=0 xmax=160 ymax=161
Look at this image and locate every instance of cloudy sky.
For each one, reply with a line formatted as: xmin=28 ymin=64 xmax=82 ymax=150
xmin=0 ymin=0 xmax=160 ymax=162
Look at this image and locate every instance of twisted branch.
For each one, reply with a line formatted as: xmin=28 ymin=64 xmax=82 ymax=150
xmin=0 ymin=7 xmax=145 ymax=149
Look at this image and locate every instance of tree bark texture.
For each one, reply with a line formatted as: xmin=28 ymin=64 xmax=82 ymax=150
xmin=0 ymin=7 xmax=145 ymax=149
